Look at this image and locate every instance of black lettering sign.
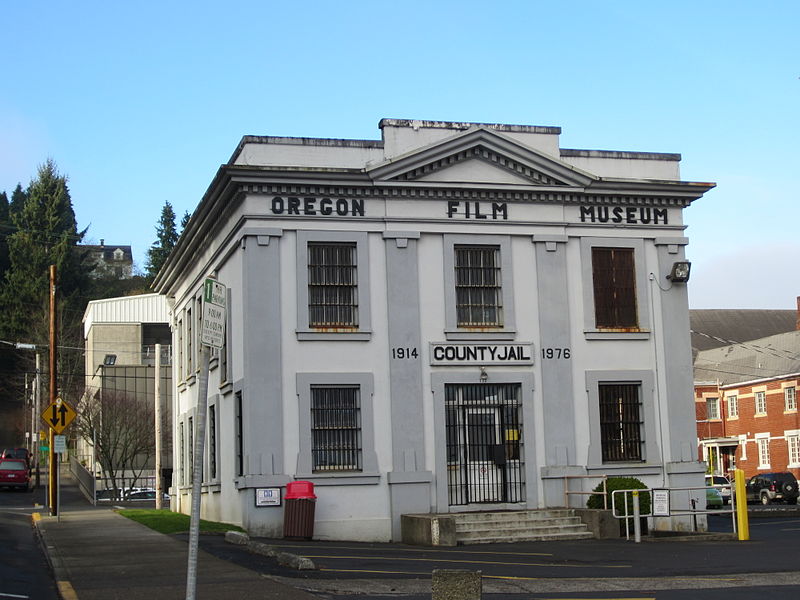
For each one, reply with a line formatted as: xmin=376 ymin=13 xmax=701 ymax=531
xmin=446 ymin=201 xmax=509 ymax=220
xmin=579 ymin=205 xmax=668 ymax=225
xmin=269 ymin=196 xmax=365 ymax=217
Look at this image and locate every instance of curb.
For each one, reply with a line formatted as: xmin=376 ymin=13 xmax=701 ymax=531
xmin=224 ymin=531 xmax=316 ymax=570
xmin=32 ymin=511 xmax=80 ymax=600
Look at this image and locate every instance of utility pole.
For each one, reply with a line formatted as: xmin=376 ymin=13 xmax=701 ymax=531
xmin=154 ymin=343 xmax=163 ymax=510
xmin=35 ymin=352 xmax=41 ymax=487
xmin=48 ymin=265 xmax=58 ymax=516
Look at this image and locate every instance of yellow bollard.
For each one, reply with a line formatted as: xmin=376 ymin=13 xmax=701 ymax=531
xmin=734 ymin=469 xmax=749 ymax=541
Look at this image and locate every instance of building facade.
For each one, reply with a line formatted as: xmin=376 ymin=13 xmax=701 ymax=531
xmin=155 ymin=119 xmax=714 ymax=541
xmin=695 ymin=329 xmax=800 ymax=480
xmin=81 ymin=294 xmax=173 ymax=488
xmin=82 ymin=240 xmax=134 ymax=279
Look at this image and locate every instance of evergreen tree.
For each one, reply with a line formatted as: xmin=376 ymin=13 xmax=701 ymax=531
xmin=9 ymin=183 xmax=27 ymax=217
xmin=180 ymin=209 xmax=191 ymax=232
xmin=0 ymin=160 xmax=89 ymax=425
xmin=145 ymin=201 xmax=178 ymax=282
xmin=0 ymin=192 xmax=10 ymax=279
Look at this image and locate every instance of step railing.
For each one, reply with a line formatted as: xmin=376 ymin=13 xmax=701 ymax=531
xmin=562 ymin=474 xmax=608 ymax=509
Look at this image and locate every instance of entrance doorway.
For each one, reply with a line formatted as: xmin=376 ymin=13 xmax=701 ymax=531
xmin=445 ymin=383 xmax=524 ymax=506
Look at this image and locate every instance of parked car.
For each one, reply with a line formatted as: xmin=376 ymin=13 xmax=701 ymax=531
xmin=1 ymin=448 xmax=31 ymax=470
xmin=705 ymin=486 xmax=723 ymax=509
xmin=705 ymin=474 xmax=732 ymax=504
xmin=0 ymin=458 xmax=32 ymax=491
xmin=745 ymin=472 xmax=799 ymax=505
xmin=125 ymin=488 xmax=170 ymax=502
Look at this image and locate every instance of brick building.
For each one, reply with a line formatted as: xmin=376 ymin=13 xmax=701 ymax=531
xmin=695 ymin=327 xmax=800 ymax=480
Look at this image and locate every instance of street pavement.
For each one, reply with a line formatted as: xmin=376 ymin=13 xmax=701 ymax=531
xmin=33 ymin=471 xmax=800 ymax=599
xmin=34 ymin=475 xmax=321 ymax=599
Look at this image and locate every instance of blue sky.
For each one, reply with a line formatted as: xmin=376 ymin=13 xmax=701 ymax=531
xmin=1 ymin=1 xmax=797 ymax=308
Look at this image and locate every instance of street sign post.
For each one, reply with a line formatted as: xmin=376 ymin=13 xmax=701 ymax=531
xmin=201 ymin=278 xmax=226 ymax=348
xmin=187 ymin=277 xmax=226 ymax=600
xmin=41 ymin=398 xmax=76 ymax=434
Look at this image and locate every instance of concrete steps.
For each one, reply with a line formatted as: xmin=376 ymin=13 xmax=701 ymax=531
xmin=453 ymin=509 xmax=594 ymax=545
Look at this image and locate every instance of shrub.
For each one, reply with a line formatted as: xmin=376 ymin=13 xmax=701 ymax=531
xmin=586 ymin=476 xmax=651 ymax=515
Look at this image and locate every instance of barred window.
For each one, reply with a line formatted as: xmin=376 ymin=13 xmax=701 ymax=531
xmin=591 ymin=247 xmax=638 ymax=329
xmin=235 ymin=391 xmax=244 ymax=477
xmin=179 ymin=421 xmax=185 ymax=485
xmin=186 ymin=306 xmax=193 ymax=374
xmin=308 ymin=243 xmax=358 ymax=328
xmin=177 ymin=319 xmax=184 ymax=381
xmin=311 ymin=386 xmax=362 ymax=472
xmin=188 ymin=416 xmax=194 ymax=482
xmin=454 ymin=245 xmax=502 ymax=327
xmin=599 ymin=383 xmax=643 ymax=462
xmin=209 ymin=404 xmax=217 ymax=481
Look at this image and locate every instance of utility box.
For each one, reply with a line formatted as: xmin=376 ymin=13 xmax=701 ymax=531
xmin=283 ymin=481 xmax=316 ymax=540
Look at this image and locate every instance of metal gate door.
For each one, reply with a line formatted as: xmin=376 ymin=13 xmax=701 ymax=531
xmin=445 ymin=383 xmax=524 ymax=506
xmin=466 ymin=408 xmax=502 ymax=501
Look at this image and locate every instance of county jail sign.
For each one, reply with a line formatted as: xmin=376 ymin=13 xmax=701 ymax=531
xmin=429 ymin=342 xmax=534 ymax=366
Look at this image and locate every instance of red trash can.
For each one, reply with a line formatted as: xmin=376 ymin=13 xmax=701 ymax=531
xmin=283 ymin=481 xmax=316 ymax=540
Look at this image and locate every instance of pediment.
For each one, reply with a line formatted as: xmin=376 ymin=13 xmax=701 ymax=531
xmin=367 ymin=127 xmax=595 ymax=188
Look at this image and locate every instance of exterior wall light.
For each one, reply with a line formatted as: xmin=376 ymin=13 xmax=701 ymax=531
xmin=666 ymin=261 xmax=691 ymax=283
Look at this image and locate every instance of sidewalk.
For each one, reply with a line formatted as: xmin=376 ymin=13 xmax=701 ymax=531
xmin=34 ymin=476 xmax=321 ymax=600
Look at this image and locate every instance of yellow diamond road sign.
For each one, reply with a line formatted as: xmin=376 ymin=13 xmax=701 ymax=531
xmin=42 ymin=398 xmax=76 ymax=434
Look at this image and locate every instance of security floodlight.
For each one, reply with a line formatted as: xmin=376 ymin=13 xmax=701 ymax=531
xmin=666 ymin=261 xmax=691 ymax=283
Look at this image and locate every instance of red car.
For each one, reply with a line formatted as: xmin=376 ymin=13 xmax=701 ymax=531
xmin=1 ymin=448 xmax=31 ymax=469
xmin=0 ymin=458 xmax=31 ymax=491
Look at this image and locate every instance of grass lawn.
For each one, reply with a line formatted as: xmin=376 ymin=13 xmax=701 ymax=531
xmin=118 ymin=509 xmax=245 ymax=535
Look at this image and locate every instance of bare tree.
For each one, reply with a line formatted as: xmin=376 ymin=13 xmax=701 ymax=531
xmin=76 ymin=387 xmax=155 ymax=498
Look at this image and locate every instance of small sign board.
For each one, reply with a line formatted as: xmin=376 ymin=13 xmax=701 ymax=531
xmin=42 ymin=398 xmax=77 ymax=434
xmin=652 ymin=488 xmax=670 ymax=516
xmin=54 ymin=434 xmax=67 ymax=454
xmin=255 ymin=487 xmax=281 ymax=507
xmin=201 ymin=278 xmax=227 ymax=348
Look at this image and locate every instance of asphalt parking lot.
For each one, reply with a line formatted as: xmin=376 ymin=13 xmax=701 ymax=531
xmin=189 ymin=507 xmax=800 ymax=598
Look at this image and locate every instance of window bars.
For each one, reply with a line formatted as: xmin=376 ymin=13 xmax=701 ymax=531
xmin=308 ymin=242 xmax=359 ymax=328
xmin=454 ymin=245 xmax=503 ymax=327
xmin=311 ymin=386 xmax=362 ymax=472
xmin=599 ymin=383 xmax=643 ymax=462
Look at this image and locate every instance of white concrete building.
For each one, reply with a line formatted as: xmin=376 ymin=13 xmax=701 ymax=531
xmin=154 ymin=119 xmax=714 ymax=541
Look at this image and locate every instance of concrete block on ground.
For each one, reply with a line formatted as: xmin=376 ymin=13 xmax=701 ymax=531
xmin=400 ymin=514 xmax=456 ymax=546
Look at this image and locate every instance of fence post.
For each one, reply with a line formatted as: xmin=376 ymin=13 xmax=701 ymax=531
xmin=632 ymin=490 xmax=641 ymax=543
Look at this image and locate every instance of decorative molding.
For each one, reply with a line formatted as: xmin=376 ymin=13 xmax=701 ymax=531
xmin=235 ymin=182 xmax=692 ymax=207
xmin=389 ymin=145 xmax=568 ymax=186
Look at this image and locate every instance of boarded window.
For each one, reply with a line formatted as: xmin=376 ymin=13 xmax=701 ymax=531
xmin=599 ymin=383 xmax=643 ymax=462
xmin=311 ymin=386 xmax=362 ymax=472
xmin=454 ymin=245 xmax=502 ymax=327
xmin=308 ymin=243 xmax=358 ymax=328
xmin=591 ymin=247 xmax=638 ymax=329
